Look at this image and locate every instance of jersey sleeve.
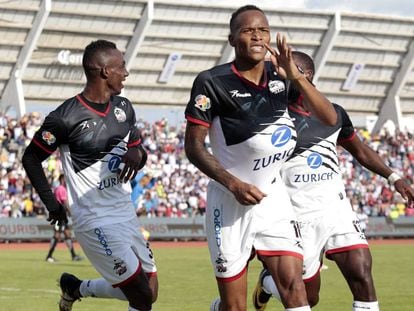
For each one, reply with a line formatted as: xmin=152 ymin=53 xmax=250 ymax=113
xmin=31 ymin=110 xmax=67 ymax=154
xmin=125 ymin=98 xmax=142 ymax=148
xmin=336 ymin=104 xmax=356 ymax=143
xmin=184 ymin=70 xmax=217 ymax=127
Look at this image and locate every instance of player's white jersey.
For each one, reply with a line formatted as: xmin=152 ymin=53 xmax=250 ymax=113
xmin=32 ymin=94 xmax=141 ymax=231
xmin=185 ymin=62 xmax=296 ymax=193
xmin=281 ymin=104 xmax=355 ymax=220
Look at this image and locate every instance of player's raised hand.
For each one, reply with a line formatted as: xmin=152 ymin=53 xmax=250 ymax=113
xmin=119 ymin=147 xmax=145 ymax=183
xmin=265 ymin=33 xmax=304 ymax=81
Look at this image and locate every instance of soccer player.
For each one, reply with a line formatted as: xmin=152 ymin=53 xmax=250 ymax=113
xmin=184 ymin=5 xmax=336 ymax=311
xmin=22 ymin=40 xmax=158 ymax=311
xmin=252 ymin=51 xmax=414 ymax=311
xmin=45 ymin=173 xmax=83 ymax=262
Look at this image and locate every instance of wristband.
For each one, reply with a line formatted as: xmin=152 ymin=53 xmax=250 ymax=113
xmin=388 ymin=172 xmax=402 ymax=185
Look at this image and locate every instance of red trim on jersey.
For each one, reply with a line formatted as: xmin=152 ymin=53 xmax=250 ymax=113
xmin=216 ymin=266 xmax=247 ymax=283
xmin=231 ymin=62 xmax=267 ymax=89
xmin=256 ymin=250 xmax=303 ymax=260
xmin=127 ymin=139 xmax=141 ymax=148
xmin=32 ymin=138 xmax=54 ymax=154
xmin=185 ymin=115 xmax=210 ymax=128
xmin=325 ymin=244 xmax=369 ymax=258
xmin=303 ymin=268 xmax=320 ymax=283
xmin=76 ymin=94 xmax=110 ymax=117
xmin=337 ymin=130 xmax=356 ymax=143
xmin=112 ymin=262 xmax=142 ymax=288
xmin=289 ymin=103 xmax=311 ymax=117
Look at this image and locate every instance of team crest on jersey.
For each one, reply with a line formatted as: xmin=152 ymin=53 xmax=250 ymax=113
xmin=268 ymin=80 xmax=285 ymax=94
xmin=307 ymin=152 xmax=323 ymax=169
xmin=41 ymin=131 xmax=56 ymax=145
xmin=271 ymin=126 xmax=292 ymax=147
xmin=194 ymin=94 xmax=211 ymax=111
xmin=114 ymin=107 xmax=126 ymax=122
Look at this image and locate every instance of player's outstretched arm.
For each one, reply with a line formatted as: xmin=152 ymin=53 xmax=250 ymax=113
xmin=184 ymin=122 xmax=266 ymax=205
xmin=265 ymin=33 xmax=337 ymax=126
xmin=340 ymin=135 xmax=414 ymax=206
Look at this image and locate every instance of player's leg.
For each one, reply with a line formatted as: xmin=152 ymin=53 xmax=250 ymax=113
xmin=325 ymin=206 xmax=378 ymax=311
xmin=62 ymin=226 xmax=81 ymax=260
xmin=46 ymin=225 xmax=61 ymax=261
xmin=261 ymin=255 xmax=309 ymax=309
xmin=329 ymin=248 xmax=378 ymax=310
xmin=205 ymin=182 xmax=252 ymax=311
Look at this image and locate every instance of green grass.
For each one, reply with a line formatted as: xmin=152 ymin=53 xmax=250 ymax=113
xmin=0 ymin=243 xmax=413 ymax=310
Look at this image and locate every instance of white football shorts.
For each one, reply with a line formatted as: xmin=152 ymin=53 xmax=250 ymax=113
xmin=75 ymin=217 xmax=157 ymax=287
xmin=206 ymin=181 xmax=303 ymax=281
xmin=300 ymin=202 xmax=368 ymax=281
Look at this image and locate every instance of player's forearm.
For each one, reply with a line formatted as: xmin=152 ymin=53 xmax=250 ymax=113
xmin=353 ymin=148 xmax=393 ymax=179
xmin=293 ymin=76 xmax=337 ymax=126
xmin=22 ymin=145 xmax=60 ymax=212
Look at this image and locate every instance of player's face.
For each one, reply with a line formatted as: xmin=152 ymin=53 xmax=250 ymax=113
xmin=106 ymin=49 xmax=129 ymax=95
xmin=229 ymin=10 xmax=270 ymax=65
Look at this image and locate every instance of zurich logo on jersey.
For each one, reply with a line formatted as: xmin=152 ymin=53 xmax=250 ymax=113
xmin=108 ymin=156 xmax=122 ymax=173
xmin=271 ymin=126 xmax=292 ymax=147
xmin=307 ymin=152 xmax=323 ymax=169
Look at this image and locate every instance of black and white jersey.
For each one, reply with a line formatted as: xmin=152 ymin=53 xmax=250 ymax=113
xmin=281 ymin=103 xmax=355 ymax=219
xmin=32 ymin=94 xmax=141 ymax=231
xmin=185 ymin=62 xmax=296 ymax=193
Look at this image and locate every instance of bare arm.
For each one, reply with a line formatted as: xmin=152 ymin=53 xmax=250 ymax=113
xmin=184 ymin=122 xmax=266 ymax=205
xmin=265 ymin=33 xmax=337 ymax=126
xmin=340 ymin=135 xmax=414 ymax=205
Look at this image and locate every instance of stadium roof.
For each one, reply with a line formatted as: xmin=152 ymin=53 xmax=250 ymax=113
xmin=0 ymin=0 xmax=413 ymax=132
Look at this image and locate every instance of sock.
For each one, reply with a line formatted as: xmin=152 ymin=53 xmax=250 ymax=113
xmin=210 ymin=297 xmax=220 ymax=311
xmin=65 ymin=238 xmax=76 ymax=258
xmin=285 ymin=307 xmax=311 ymax=311
xmin=353 ymin=301 xmax=379 ymax=310
xmin=79 ymin=278 xmax=127 ymax=300
xmin=46 ymin=238 xmax=57 ymax=258
xmin=263 ymin=275 xmax=281 ymax=300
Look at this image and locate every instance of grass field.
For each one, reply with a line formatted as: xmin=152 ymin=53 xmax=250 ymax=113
xmin=0 ymin=241 xmax=413 ymax=310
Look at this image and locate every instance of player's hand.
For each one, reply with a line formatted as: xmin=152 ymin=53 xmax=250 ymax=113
xmin=265 ymin=33 xmax=303 ymax=81
xmin=119 ymin=147 xmax=145 ymax=183
xmin=47 ymin=204 xmax=68 ymax=226
xmin=228 ymin=180 xmax=267 ymax=206
xmin=394 ymin=179 xmax=414 ymax=207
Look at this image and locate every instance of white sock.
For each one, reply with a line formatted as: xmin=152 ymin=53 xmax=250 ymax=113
xmin=79 ymin=279 xmax=127 ymax=300
xmin=263 ymin=275 xmax=281 ymax=300
xmin=353 ymin=300 xmax=379 ymax=310
xmin=210 ymin=297 xmax=220 ymax=311
xmin=285 ymin=307 xmax=311 ymax=311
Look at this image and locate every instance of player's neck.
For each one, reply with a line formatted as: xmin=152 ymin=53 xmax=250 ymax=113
xmin=233 ymin=60 xmax=265 ymax=85
xmin=83 ymin=84 xmax=111 ymax=104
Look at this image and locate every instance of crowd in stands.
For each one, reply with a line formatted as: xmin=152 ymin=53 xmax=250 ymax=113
xmin=0 ymin=111 xmax=413 ymax=220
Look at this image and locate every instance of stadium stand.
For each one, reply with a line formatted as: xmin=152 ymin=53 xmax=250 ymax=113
xmin=0 ymin=0 xmax=413 ymax=133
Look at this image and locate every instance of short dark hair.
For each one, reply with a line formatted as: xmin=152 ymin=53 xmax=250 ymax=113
xmin=229 ymin=5 xmax=265 ymax=34
xmin=292 ymin=51 xmax=315 ymax=78
xmin=82 ymin=39 xmax=117 ymax=77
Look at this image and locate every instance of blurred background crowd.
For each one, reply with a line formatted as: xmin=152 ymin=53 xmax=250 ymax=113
xmin=0 ymin=111 xmax=413 ymax=220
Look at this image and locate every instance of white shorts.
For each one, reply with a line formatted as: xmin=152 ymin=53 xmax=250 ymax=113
xmin=75 ymin=217 xmax=157 ymax=287
xmin=300 ymin=204 xmax=368 ymax=281
xmin=206 ymin=181 xmax=303 ymax=281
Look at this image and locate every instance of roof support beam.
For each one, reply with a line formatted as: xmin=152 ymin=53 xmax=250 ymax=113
xmin=0 ymin=0 xmax=51 ymax=117
xmin=124 ymin=0 xmax=154 ymax=71
xmin=313 ymin=12 xmax=341 ymax=84
xmin=371 ymin=38 xmax=414 ymax=134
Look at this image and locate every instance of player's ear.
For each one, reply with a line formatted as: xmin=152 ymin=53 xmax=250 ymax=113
xmin=101 ymin=66 xmax=109 ymax=79
xmin=228 ymin=34 xmax=235 ymax=47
